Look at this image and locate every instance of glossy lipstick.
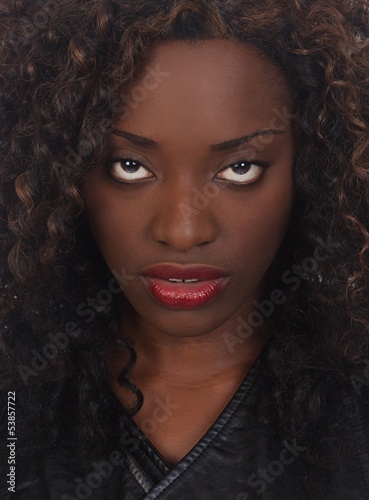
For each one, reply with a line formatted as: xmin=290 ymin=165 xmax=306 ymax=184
xmin=141 ymin=264 xmax=230 ymax=309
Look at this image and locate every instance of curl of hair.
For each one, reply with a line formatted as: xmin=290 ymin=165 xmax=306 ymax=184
xmin=1 ymin=0 xmax=369 ymax=496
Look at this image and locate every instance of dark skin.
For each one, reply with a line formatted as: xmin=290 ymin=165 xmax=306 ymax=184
xmin=81 ymin=40 xmax=296 ymax=466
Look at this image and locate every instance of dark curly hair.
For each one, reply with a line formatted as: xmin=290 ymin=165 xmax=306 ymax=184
xmin=1 ymin=0 xmax=369 ymax=496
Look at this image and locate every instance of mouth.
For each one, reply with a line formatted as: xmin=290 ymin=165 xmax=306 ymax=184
xmin=140 ymin=264 xmax=231 ymax=309
xmin=167 ymin=278 xmax=200 ymax=283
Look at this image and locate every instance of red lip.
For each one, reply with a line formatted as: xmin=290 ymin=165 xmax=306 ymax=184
xmin=140 ymin=264 xmax=230 ymax=309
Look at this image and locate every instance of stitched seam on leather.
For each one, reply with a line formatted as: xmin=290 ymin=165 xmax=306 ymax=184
xmin=121 ymin=446 xmax=155 ymax=493
xmin=128 ymin=434 xmax=163 ymax=476
xmin=146 ymin=356 xmax=262 ymax=499
xmin=135 ymin=432 xmax=170 ymax=476
xmin=123 ymin=418 xmax=170 ymax=477
xmin=139 ymin=441 xmax=171 ymax=476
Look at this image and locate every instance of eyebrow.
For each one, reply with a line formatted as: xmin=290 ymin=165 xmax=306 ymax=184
xmin=111 ymin=128 xmax=285 ymax=152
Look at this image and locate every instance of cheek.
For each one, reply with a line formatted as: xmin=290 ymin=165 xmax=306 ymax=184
xmin=86 ymin=207 xmax=138 ymax=267
xmin=225 ymin=184 xmax=294 ymax=272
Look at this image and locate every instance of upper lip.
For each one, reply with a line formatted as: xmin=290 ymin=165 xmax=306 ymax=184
xmin=141 ymin=264 xmax=229 ymax=281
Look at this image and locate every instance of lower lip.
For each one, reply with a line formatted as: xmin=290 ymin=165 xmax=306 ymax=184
xmin=144 ymin=277 xmax=230 ymax=309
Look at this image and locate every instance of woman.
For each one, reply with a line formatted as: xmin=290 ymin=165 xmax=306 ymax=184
xmin=1 ymin=0 xmax=369 ymax=498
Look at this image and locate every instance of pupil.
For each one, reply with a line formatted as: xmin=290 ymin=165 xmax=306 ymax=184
xmin=233 ymin=162 xmax=250 ymax=174
xmin=124 ymin=160 xmax=140 ymax=173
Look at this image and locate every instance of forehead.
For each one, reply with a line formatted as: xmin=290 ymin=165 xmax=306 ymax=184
xmin=114 ymin=39 xmax=293 ymax=144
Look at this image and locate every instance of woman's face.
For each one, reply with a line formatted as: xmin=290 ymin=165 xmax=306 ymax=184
xmin=81 ymin=39 xmax=296 ymax=339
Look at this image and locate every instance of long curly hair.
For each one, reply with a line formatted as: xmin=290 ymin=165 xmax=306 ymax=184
xmin=1 ymin=0 xmax=369 ymax=496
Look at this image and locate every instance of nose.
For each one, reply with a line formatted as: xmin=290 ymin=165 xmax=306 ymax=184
xmin=149 ymin=182 xmax=219 ymax=252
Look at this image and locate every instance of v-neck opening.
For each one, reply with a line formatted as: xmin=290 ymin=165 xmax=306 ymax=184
xmin=119 ymin=342 xmax=268 ymax=496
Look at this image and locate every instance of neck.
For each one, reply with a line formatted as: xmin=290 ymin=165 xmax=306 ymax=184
xmin=108 ymin=302 xmax=269 ymax=389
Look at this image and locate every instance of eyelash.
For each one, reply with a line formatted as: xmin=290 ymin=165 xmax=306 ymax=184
xmin=105 ymin=157 xmax=271 ymax=186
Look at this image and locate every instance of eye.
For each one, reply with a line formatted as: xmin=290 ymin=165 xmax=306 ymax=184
xmin=106 ymin=158 xmax=155 ymax=183
xmin=216 ymin=160 xmax=269 ymax=185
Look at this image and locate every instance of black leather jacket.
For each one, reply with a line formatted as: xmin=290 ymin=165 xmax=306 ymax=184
xmin=2 ymin=348 xmax=369 ymax=499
